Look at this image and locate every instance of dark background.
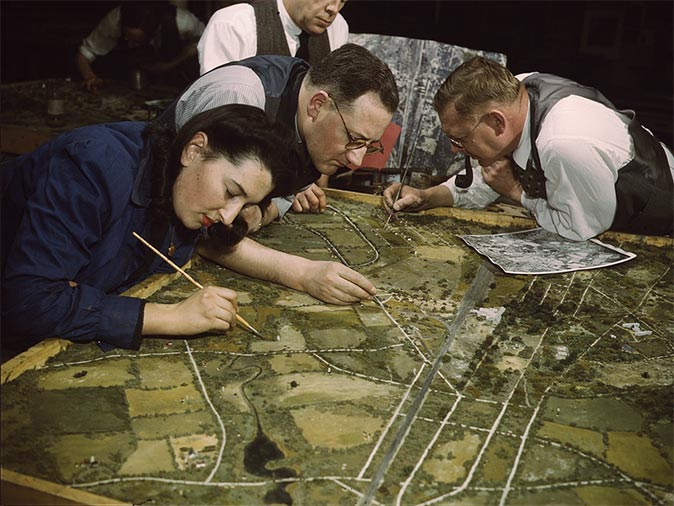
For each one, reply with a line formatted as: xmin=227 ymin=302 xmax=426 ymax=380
xmin=2 ymin=0 xmax=672 ymax=143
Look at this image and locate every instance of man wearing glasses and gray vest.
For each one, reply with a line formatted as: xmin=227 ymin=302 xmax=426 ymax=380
xmin=147 ymin=43 xmax=397 ymax=304
xmin=383 ymin=56 xmax=673 ymax=241
xmin=154 ymin=42 xmax=397 ymax=226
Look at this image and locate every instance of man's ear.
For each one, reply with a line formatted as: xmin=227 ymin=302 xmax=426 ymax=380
xmin=180 ymin=132 xmax=208 ymax=166
xmin=488 ymin=110 xmax=507 ymax=136
xmin=306 ymin=91 xmax=330 ymax=121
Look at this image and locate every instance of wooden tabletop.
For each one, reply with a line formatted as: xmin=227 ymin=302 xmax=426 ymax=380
xmin=0 ymin=79 xmax=179 ymax=155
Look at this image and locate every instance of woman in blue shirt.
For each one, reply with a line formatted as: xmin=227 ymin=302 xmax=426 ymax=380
xmin=2 ymin=103 xmax=376 ymax=355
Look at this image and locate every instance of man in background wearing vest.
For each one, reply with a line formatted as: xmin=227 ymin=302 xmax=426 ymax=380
xmin=383 ymin=56 xmax=674 ymax=241
xmin=76 ymin=1 xmax=204 ymax=91
xmin=198 ymin=0 xmax=348 ymax=74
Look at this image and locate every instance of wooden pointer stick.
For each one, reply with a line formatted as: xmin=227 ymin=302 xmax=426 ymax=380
xmin=132 ymin=231 xmax=265 ymax=339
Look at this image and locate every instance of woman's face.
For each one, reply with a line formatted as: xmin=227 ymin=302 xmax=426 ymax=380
xmin=173 ymin=133 xmax=273 ymax=230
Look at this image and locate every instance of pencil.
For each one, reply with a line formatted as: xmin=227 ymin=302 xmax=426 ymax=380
xmin=132 ymin=231 xmax=265 ymax=339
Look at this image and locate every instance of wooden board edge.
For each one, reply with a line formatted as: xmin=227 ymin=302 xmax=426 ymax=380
xmin=595 ymin=229 xmax=674 ymax=247
xmin=122 ymin=261 xmax=191 ymax=298
xmin=324 ymin=188 xmax=535 ymax=225
xmin=1 ymin=339 xmax=71 ymax=385
xmin=1 ymin=468 xmax=129 ymax=505
xmin=324 ymin=188 xmax=673 ymax=247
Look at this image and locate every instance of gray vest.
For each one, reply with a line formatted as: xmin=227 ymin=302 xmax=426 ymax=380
xmin=520 ymin=73 xmax=673 ymax=236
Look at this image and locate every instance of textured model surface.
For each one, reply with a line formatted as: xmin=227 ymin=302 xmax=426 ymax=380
xmin=2 ymin=192 xmax=672 ymax=505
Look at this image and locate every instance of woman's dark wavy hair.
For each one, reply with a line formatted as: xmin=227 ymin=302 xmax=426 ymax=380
xmin=145 ymin=104 xmax=302 ymax=212
xmin=139 ymin=104 xmax=304 ymax=253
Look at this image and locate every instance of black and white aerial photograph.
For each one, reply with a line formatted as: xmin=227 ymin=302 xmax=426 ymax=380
xmin=460 ymin=228 xmax=637 ymax=275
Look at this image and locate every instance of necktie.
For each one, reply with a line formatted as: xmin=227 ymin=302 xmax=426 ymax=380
xmin=296 ymin=31 xmax=310 ymax=62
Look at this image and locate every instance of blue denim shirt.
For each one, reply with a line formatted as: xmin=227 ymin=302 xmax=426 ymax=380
xmin=2 ymin=122 xmax=199 ymax=350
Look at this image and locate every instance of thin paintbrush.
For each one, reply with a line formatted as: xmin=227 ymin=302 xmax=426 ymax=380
xmin=133 ymin=231 xmax=266 ymax=340
xmin=384 ymin=165 xmax=412 ymax=227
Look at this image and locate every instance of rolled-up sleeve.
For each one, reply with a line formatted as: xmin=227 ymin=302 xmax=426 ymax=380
xmin=176 ymin=8 xmax=205 ymax=42
xmin=272 ymin=195 xmax=295 ymax=219
xmin=197 ymin=5 xmax=257 ymax=74
xmin=329 ymin=14 xmax=349 ymax=49
xmin=441 ymin=164 xmax=500 ymax=209
xmin=79 ymin=7 xmax=121 ymax=62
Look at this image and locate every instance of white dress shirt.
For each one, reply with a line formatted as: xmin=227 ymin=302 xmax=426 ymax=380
xmin=79 ymin=6 xmax=204 ymax=62
xmin=197 ymin=0 xmax=349 ymax=74
xmin=443 ymin=73 xmax=674 ymax=240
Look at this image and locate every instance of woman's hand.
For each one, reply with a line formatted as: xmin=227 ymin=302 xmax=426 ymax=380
xmin=297 ymin=261 xmax=376 ymax=304
xmin=238 ymin=202 xmax=279 ymax=234
xmin=143 ymin=286 xmax=239 ymax=336
xmin=197 ymin=237 xmax=376 ymax=306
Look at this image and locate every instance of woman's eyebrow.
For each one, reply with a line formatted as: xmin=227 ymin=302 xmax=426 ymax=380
xmin=229 ymin=180 xmax=248 ymax=197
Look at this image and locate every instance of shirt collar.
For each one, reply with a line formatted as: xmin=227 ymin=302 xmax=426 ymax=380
xmin=511 ymin=96 xmax=532 ymax=169
xmin=277 ymin=0 xmax=302 ymax=38
xmin=294 ymin=113 xmax=303 ymax=144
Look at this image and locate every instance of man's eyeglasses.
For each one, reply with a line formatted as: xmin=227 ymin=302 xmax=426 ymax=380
xmin=329 ymin=95 xmax=384 ymax=155
xmin=447 ymin=115 xmax=486 ymax=149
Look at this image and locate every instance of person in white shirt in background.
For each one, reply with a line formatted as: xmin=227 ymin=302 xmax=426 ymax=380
xmin=198 ymin=0 xmax=348 ymax=74
xmin=383 ymin=56 xmax=674 ymax=241
xmin=76 ymin=1 xmax=204 ymax=92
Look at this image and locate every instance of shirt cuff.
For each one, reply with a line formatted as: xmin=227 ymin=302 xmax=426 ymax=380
xmin=79 ymin=45 xmax=96 ymax=62
xmin=272 ymin=196 xmax=294 ymax=220
xmin=96 ymin=295 xmax=145 ymax=350
xmin=442 ymin=177 xmax=460 ymax=198
xmin=520 ymin=193 xmax=538 ymax=211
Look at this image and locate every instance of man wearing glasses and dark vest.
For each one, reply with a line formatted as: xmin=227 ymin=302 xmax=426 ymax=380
xmin=383 ymin=56 xmax=673 ymax=241
xmin=197 ymin=0 xmax=348 ymax=74
xmin=153 ymin=43 xmax=399 ymax=233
